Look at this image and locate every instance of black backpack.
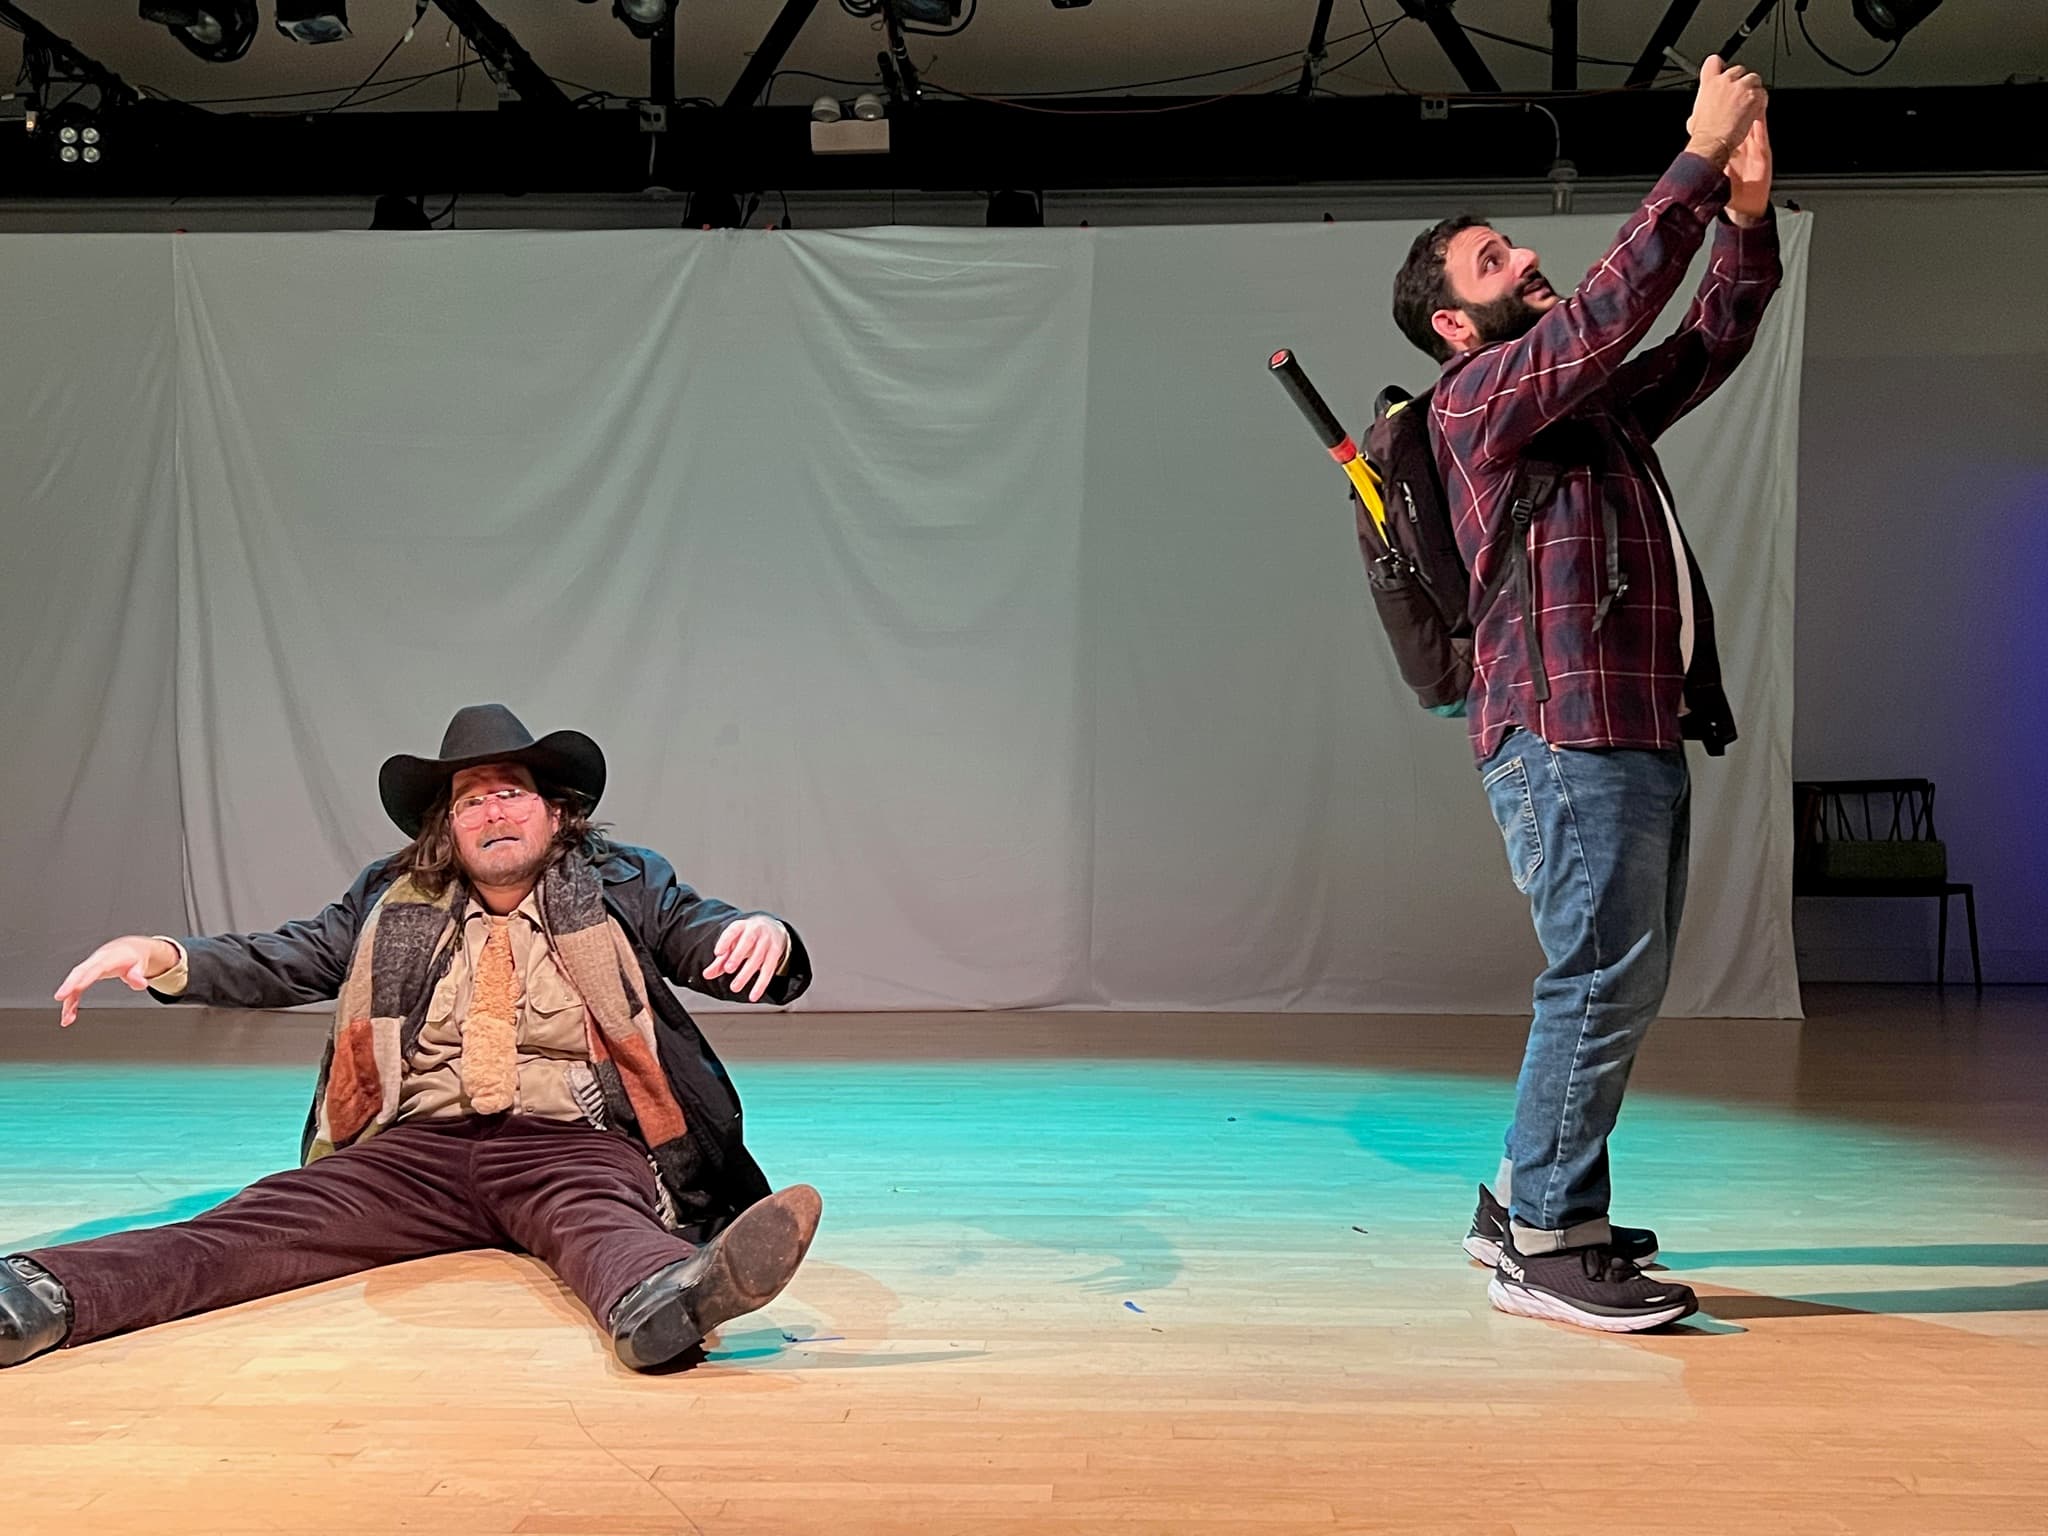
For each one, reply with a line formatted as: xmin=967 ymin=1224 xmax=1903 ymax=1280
xmin=1355 ymin=385 xmax=1559 ymax=716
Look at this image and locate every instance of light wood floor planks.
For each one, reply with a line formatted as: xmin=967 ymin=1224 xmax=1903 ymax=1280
xmin=2 ymin=985 xmax=2044 ymax=1535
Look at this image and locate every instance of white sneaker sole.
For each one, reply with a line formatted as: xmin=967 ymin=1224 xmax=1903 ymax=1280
xmin=1487 ymin=1274 xmax=1696 ymax=1333
xmin=1463 ymin=1233 xmax=1503 ymax=1267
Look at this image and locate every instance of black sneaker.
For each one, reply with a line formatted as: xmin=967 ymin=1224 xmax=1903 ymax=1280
xmin=1489 ymin=1234 xmax=1697 ymax=1333
xmin=1461 ymin=1184 xmax=1658 ymax=1268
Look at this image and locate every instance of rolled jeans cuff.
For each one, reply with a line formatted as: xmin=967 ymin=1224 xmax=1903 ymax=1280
xmin=1510 ymin=1216 xmax=1613 ymax=1254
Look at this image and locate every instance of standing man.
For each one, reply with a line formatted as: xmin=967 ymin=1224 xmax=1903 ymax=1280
xmin=1389 ymin=59 xmax=1781 ymax=1330
xmin=8 ymin=704 xmax=820 ymax=1371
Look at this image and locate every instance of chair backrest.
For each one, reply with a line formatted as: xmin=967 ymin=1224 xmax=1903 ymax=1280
xmin=1793 ymin=779 xmax=1947 ymax=887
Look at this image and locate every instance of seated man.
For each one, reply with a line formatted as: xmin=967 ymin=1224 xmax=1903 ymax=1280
xmin=6 ymin=704 xmax=820 ymax=1372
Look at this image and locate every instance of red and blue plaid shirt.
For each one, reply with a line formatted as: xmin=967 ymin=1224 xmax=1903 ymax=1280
xmin=1430 ymin=152 xmax=1782 ymax=762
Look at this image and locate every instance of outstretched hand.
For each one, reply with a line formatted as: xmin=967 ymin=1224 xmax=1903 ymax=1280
xmin=54 ymin=936 xmax=178 ymax=1028
xmin=702 ymin=917 xmax=790 ymax=1003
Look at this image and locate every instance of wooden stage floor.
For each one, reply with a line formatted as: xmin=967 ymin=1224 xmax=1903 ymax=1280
xmin=2 ymin=985 xmax=2043 ymax=1535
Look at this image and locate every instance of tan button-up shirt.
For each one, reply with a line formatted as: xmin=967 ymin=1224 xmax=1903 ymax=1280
xmin=397 ymin=890 xmax=596 ymax=1124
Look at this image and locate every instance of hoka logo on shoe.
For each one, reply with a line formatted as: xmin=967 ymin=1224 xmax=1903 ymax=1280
xmin=1499 ymin=1257 xmax=1526 ymax=1281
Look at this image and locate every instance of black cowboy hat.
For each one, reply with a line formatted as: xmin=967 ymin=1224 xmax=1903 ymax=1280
xmin=378 ymin=704 xmax=606 ymax=837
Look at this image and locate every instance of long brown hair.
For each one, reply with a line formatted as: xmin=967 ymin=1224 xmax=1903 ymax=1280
xmin=394 ymin=780 xmax=613 ymax=900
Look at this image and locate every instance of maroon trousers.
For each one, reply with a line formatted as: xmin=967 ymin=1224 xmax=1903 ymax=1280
xmin=26 ymin=1115 xmax=695 ymax=1348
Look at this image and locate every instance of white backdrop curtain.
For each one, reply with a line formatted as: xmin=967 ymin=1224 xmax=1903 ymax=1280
xmin=0 ymin=210 xmax=1809 ymax=1017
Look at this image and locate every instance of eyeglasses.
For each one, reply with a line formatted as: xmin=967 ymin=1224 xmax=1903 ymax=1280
xmin=450 ymin=787 xmax=543 ymax=828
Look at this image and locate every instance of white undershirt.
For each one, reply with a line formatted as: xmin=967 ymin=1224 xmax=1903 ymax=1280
xmin=1651 ymin=471 xmax=1696 ymax=673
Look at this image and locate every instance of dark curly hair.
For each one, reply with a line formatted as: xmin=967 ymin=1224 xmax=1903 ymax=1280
xmin=1392 ymin=213 xmax=1487 ymax=363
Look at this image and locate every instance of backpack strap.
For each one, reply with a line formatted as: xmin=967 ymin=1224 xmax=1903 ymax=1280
xmin=1509 ymin=469 xmax=1557 ymax=703
xmin=1473 ymin=465 xmax=1559 ymax=705
xmin=1595 ymin=435 xmax=1665 ymax=631
xmin=1591 ymin=491 xmax=1630 ymax=631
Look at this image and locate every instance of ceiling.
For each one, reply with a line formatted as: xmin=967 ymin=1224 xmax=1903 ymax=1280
xmin=5 ymin=1 xmax=2040 ymax=117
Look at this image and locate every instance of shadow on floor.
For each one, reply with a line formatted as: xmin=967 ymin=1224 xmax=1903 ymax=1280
xmin=1665 ymin=1243 xmax=2048 ymax=1269
xmin=1673 ymin=1244 xmax=2048 ymax=1318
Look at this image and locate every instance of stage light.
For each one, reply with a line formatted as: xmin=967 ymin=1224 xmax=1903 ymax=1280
xmin=45 ymin=106 xmax=105 ymax=168
xmin=612 ymin=0 xmax=679 ymax=40
xmin=812 ymin=98 xmax=890 ymax=155
xmin=138 ymin=2 xmax=258 ymax=64
xmin=1850 ymin=0 xmax=1945 ymax=41
xmin=986 ymin=191 xmax=1043 ymax=228
xmin=275 ymin=2 xmax=351 ymax=44
xmin=895 ymin=0 xmax=961 ymax=22
xmin=1050 ymin=0 xmax=1094 ymax=8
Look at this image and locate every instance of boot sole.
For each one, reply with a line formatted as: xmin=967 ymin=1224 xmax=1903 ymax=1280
xmin=1487 ymin=1274 xmax=1696 ymax=1333
xmin=618 ymin=1184 xmax=823 ymax=1370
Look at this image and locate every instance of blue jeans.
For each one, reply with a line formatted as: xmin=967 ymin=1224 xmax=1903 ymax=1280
xmin=1480 ymin=729 xmax=1691 ymax=1251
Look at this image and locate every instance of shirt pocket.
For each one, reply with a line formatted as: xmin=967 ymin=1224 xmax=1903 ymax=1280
xmin=424 ymin=969 xmax=462 ymax=1026
xmin=522 ymin=959 xmax=592 ymax=1058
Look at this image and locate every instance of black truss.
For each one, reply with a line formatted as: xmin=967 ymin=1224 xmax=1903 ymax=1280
xmin=2 ymin=83 xmax=2040 ymax=200
xmin=1395 ymin=0 xmax=1501 ymax=94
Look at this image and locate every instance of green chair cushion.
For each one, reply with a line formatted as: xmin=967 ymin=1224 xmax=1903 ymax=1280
xmin=1809 ymin=839 xmax=1948 ymax=884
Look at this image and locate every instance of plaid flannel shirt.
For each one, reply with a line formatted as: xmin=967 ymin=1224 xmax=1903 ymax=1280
xmin=1430 ymin=151 xmax=1782 ymax=763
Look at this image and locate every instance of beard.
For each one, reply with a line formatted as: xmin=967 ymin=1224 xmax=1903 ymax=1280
xmin=1463 ymin=274 xmax=1556 ymax=348
xmin=459 ymin=829 xmax=557 ymax=890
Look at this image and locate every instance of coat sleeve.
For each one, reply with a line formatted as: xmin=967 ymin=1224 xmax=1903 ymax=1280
xmin=153 ymin=858 xmax=396 ymax=1010
xmin=618 ymin=847 xmax=813 ymax=1008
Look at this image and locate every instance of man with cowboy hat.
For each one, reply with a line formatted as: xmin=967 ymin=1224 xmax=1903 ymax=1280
xmin=9 ymin=704 xmax=821 ymax=1373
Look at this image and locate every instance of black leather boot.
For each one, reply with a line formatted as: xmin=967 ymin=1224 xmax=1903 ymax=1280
xmin=609 ymin=1184 xmax=822 ymax=1372
xmin=1 ymin=1256 xmax=74 ymax=1367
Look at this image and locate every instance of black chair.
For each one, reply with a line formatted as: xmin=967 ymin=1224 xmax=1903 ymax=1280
xmin=1793 ymin=779 xmax=1981 ymax=992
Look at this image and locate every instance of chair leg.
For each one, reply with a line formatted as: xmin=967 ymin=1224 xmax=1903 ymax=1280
xmin=1964 ymin=886 xmax=1983 ymax=994
xmin=1937 ymin=891 xmax=1949 ymax=989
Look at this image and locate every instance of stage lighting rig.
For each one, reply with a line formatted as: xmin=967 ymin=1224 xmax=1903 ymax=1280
xmin=43 ymin=102 xmax=105 ymax=166
xmin=588 ymin=0 xmax=680 ymax=41
xmin=137 ymin=2 xmax=258 ymax=63
xmin=275 ymin=1 xmax=352 ymax=44
xmin=1850 ymin=0 xmax=1945 ymax=41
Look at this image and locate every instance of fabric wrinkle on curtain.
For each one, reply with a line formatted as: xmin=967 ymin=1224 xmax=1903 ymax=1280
xmin=0 ymin=215 xmax=1810 ymax=1017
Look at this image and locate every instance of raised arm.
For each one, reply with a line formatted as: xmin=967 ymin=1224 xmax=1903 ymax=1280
xmin=1435 ymin=58 xmax=1767 ymax=470
xmin=52 ymin=858 xmax=397 ymax=1024
xmin=1610 ymin=114 xmax=1783 ymax=442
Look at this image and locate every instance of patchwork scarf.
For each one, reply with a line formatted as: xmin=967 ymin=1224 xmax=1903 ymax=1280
xmin=308 ymin=853 xmax=690 ymax=1179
